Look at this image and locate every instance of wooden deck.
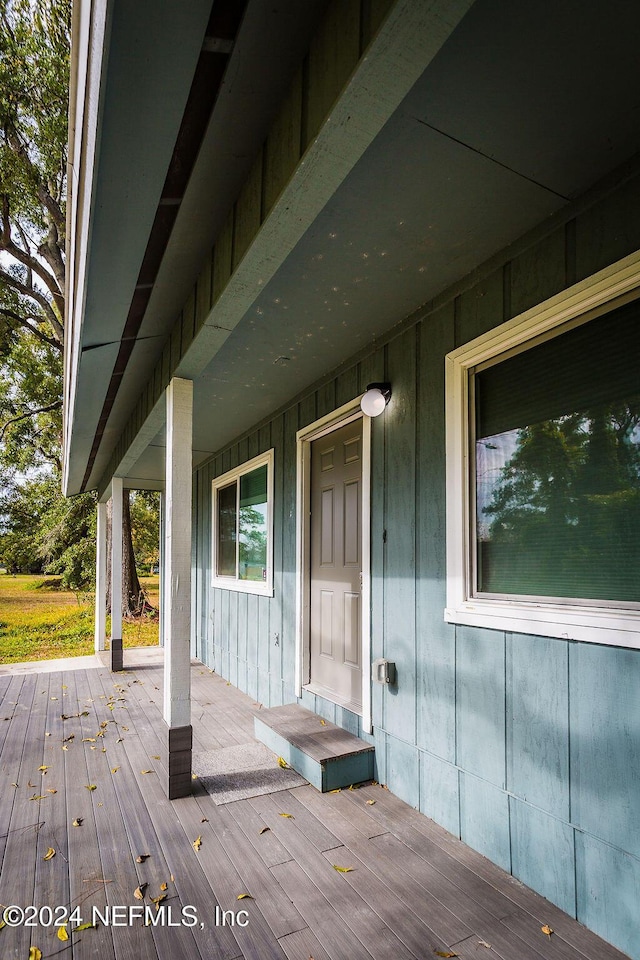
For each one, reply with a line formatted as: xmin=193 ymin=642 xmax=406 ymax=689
xmin=0 ymin=650 xmax=629 ymax=960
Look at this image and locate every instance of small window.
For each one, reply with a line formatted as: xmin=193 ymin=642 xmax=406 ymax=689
xmin=445 ymin=252 xmax=640 ymax=648
xmin=212 ymin=451 xmax=274 ymax=595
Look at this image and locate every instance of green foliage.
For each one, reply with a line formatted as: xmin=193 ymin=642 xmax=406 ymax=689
xmin=129 ymin=491 xmax=160 ymax=569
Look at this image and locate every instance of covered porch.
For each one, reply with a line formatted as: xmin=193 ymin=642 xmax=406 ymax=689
xmin=0 ymin=651 xmax=629 ymax=960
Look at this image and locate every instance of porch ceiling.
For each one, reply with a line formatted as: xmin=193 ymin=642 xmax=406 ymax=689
xmin=66 ymin=0 xmax=640 ymax=491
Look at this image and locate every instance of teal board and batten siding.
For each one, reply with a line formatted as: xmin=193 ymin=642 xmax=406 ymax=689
xmin=192 ymin=168 xmax=640 ymax=960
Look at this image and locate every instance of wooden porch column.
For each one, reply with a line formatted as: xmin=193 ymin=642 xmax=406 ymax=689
xmin=94 ymin=501 xmax=107 ymax=653
xmin=163 ymin=378 xmax=193 ymax=799
xmin=110 ymin=477 xmax=124 ymax=672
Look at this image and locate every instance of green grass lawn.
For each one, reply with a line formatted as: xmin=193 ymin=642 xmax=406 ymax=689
xmin=0 ymin=574 xmax=160 ymax=663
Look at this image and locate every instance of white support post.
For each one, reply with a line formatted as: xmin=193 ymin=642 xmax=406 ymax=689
xmin=158 ymin=491 xmax=165 ymax=647
xmin=94 ymin=501 xmax=107 ymax=653
xmin=110 ymin=477 xmax=124 ymax=672
xmin=163 ymin=377 xmax=193 ymax=798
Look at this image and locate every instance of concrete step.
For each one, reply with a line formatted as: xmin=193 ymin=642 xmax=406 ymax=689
xmin=254 ymin=703 xmax=375 ymax=792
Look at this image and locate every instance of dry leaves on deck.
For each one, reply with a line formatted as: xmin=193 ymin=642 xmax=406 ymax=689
xmin=541 ymin=925 xmax=554 ymax=937
xmin=72 ymin=818 xmax=83 ymax=827
xmin=332 ymin=865 xmax=354 ymax=873
xmin=279 ymin=813 xmax=294 ymax=819
xmin=434 ymin=952 xmax=458 ymax=958
xmin=193 ymin=836 xmax=202 ymax=851
xmin=57 ymin=925 xmax=69 ymax=942
xmin=136 ymin=854 xmax=150 ymax=863
xmin=134 ymin=883 xmax=148 ymax=900
xmin=28 ymin=948 xmax=42 ymax=960
xmin=85 ymin=784 xmax=97 ymax=792
xmin=277 ymin=757 xmax=288 ymax=769
xmin=259 ymin=826 xmax=270 ymax=835
xmin=236 ymin=893 xmax=253 ymax=900
xmin=43 ymin=847 xmax=55 ymax=861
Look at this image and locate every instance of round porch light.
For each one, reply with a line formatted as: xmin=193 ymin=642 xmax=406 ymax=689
xmin=360 ymin=382 xmax=392 ymax=417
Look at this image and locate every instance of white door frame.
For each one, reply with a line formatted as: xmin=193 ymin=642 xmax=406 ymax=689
xmin=295 ymin=396 xmax=372 ymax=733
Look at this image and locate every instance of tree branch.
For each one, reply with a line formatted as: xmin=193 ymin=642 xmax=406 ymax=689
xmin=5 ymin=127 xmax=66 ymax=236
xmin=0 ymin=194 xmax=65 ymax=316
xmin=0 ymin=264 xmax=63 ymax=344
xmin=0 ymin=307 xmax=63 ymax=352
xmin=0 ymin=401 xmax=63 ymax=443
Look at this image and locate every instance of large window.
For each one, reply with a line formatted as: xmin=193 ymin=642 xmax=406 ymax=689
xmin=211 ymin=450 xmax=274 ymax=595
xmin=445 ymin=253 xmax=640 ymax=648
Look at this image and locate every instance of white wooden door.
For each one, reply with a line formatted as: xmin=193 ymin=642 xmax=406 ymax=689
xmin=309 ymin=419 xmax=363 ymax=711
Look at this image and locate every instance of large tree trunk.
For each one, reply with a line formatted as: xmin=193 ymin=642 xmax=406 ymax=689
xmin=105 ymin=490 xmax=154 ymax=618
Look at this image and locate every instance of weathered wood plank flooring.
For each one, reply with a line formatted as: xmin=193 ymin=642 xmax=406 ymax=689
xmin=0 ymin=651 xmax=631 ymax=960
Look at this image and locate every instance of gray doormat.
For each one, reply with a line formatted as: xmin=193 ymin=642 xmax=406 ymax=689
xmin=193 ymin=741 xmax=307 ymax=804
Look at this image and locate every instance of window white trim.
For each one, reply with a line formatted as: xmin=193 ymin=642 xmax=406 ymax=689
xmin=295 ymin=397 xmax=373 ymax=733
xmin=211 ymin=450 xmax=274 ymax=597
xmin=445 ymin=249 xmax=640 ymax=650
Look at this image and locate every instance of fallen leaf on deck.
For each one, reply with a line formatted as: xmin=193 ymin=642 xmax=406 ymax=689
xmin=72 ymin=818 xmax=83 ymax=827
xmin=140 ymin=770 xmax=153 ymax=775
xmin=29 ymin=795 xmax=47 ymax=801
xmin=82 ymin=738 xmax=96 ymax=743
xmin=477 ymin=941 xmax=492 ymax=949
xmin=43 ymin=847 xmax=56 ymax=861
xmin=259 ymin=826 xmax=270 ymax=835
xmin=279 ymin=813 xmax=294 ymax=819
xmin=121 ymin=726 xmax=129 ymax=731
xmin=434 ymin=952 xmax=458 ymax=958
xmin=63 ymin=734 xmax=75 ymax=742
xmin=329 ymin=789 xmax=341 ymax=794
xmin=541 ymin=925 xmax=553 ymax=938
xmin=150 ymin=894 xmax=166 ymax=910
xmin=200 ymin=817 xmax=208 ymax=823
xmin=50 ymin=697 xmax=58 ymax=701
xmin=160 ymin=882 xmax=168 ymax=892
xmin=236 ymin=893 xmax=253 ymax=900
xmin=85 ymin=784 xmax=97 ymax=791
xmin=192 ymin=774 xmax=198 ymax=780
xmin=75 ymin=922 xmax=95 ymax=931
xmin=28 ymin=948 xmax=42 ymax=960
xmin=348 ymin=784 xmax=359 ymax=790
xmin=45 ymin=733 xmax=51 ymax=738
xmin=151 ymin=755 xmax=160 ymax=760
xmin=136 ymin=855 xmax=150 ymax=863
xmin=62 ymin=746 xmax=68 ymax=751
xmin=57 ymin=925 xmax=69 ymax=941
xmin=134 ymin=883 xmax=148 ymax=900
xmin=111 ymin=767 xmax=119 ymax=774
xmin=38 ymin=765 xmax=49 ymax=773
xmin=366 ymin=799 xmax=376 ymax=805
xmin=277 ymin=757 xmax=288 ymax=769
xmin=46 ymin=789 xmax=57 ymax=795
xmin=332 ymin=865 xmax=354 ymax=873
xmin=193 ymin=836 xmax=202 ymax=851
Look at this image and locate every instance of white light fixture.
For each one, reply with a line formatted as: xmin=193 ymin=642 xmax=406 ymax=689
xmin=360 ymin=382 xmax=392 ymax=417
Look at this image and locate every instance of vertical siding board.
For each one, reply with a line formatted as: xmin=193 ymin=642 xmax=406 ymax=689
xmin=575 ymin=174 xmax=640 ymax=282
xmin=416 ymin=305 xmax=456 ymax=764
xmin=459 ymin=773 xmax=511 ymax=873
xmin=509 ymin=228 xmax=566 ymax=318
xmin=304 ymin=0 xmax=361 ymax=147
xmin=506 ymin=632 xmax=569 ymax=819
xmin=233 ymin=152 xmax=263 ymax=270
xmin=257 ymin=423 xmax=272 ymax=704
xmin=386 ymin=734 xmax=419 ymax=810
xmin=269 ymin=413 xmax=285 ymax=706
xmin=456 ymin=625 xmax=506 ymax=787
xmin=509 ymin=797 xmax=576 ymax=916
xmin=382 ymin=329 xmax=417 ymax=744
xmin=298 ymin=393 xmax=317 ymax=430
xmin=195 ymin=254 xmax=213 ymax=334
xmin=316 ymin=379 xmax=336 ymax=418
xmin=246 ymin=593 xmax=258 ymax=700
xmin=419 ymin=752 xmax=460 ymax=838
xmin=456 ymin=268 xmax=503 ymax=345
xmin=263 ymin=69 xmax=303 ymax=216
xmin=359 ymin=348 xmax=385 ymax=736
xmin=281 ymin=405 xmax=299 ymax=702
xmin=575 ymin=831 xmax=640 ymax=960
xmin=569 ymin=643 xmax=640 ymax=859
xmin=213 ymin=210 xmax=234 ymax=304
xmin=335 ymin=364 xmax=359 ymax=407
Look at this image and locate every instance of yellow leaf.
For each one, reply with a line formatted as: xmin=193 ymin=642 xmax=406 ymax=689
xmin=28 ymin=948 xmax=42 ymax=960
xmin=134 ymin=883 xmax=147 ymax=901
xmin=140 ymin=770 xmax=153 ymax=775
xmin=279 ymin=812 xmax=294 ymax=819
xmin=236 ymin=893 xmax=253 ymax=900
xmin=46 ymin=789 xmax=57 ymax=795
xmin=332 ymin=865 xmax=354 ymax=873
xmin=259 ymin=826 xmax=270 ymax=835
xmin=319 ymin=719 xmax=326 ymax=725
xmin=192 ymin=774 xmax=198 ymax=780
xmin=160 ymin=882 xmax=167 ymax=892
xmin=150 ymin=894 xmax=166 ymax=910
xmin=85 ymin=784 xmax=97 ymax=791
xmin=434 ymin=953 xmax=458 ymax=958
xmin=43 ymin=847 xmax=56 ymax=861
xmin=121 ymin=726 xmax=129 ymax=731
xmin=348 ymin=784 xmax=359 ymax=791
xmin=75 ymin=922 xmax=94 ymax=931
xmin=277 ymin=757 xmax=288 ymax=769
xmin=29 ymin=795 xmax=47 ymax=801
xmin=57 ymin=925 xmax=69 ymax=942
xmin=329 ymin=788 xmax=341 ymax=794
xmin=111 ymin=767 xmax=119 ymax=774
xmin=45 ymin=733 xmax=51 ymax=738
xmin=72 ymin=818 xmax=83 ymax=827
xmin=366 ymin=799 xmax=376 ymax=805
xmin=82 ymin=738 xmax=96 ymax=743
xmin=38 ymin=765 xmax=49 ymax=772
xmin=0 ymin=918 xmax=5 ymax=930
xmin=151 ymin=755 xmax=160 ymax=760
xmin=62 ymin=746 xmax=68 ymax=751
xmin=541 ymin=925 xmax=553 ymax=938
xmin=193 ymin=836 xmax=202 ymax=851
